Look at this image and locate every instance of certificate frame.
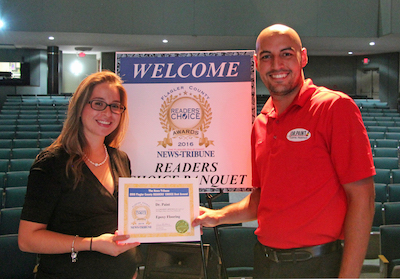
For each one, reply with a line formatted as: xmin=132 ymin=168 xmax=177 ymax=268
xmin=118 ymin=177 xmax=200 ymax=243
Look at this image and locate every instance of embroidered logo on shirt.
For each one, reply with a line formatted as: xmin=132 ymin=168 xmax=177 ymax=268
xmin=286 ymin=128 xmax=311 ymax=142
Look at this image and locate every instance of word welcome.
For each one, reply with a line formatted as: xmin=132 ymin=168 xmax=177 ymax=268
xmin=118 ymin=54 xmax=253 ymax=83
xmin=133 ymin=62 xmax=240 ymax=79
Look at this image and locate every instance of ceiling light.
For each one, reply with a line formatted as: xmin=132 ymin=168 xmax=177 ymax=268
xmin=348 ymin=51 xmax=353 ymax=55
xmin=0 ymin=20 xmax=4 ymax=29
xmin=48 ymin=36 xmax=55 ymax=40
xmin=70 ymin=60 xmax=83 ymax=75
xmin=369 ymin=42 xmax=375 ymax=46
xmin=162 ymin=39 xmax=168 ymax=44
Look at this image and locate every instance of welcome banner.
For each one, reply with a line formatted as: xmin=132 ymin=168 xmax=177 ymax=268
xmin=117 ymin=51 xmax=255 ymax=192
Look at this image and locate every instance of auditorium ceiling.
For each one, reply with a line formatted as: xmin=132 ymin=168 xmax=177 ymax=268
xmin=2 ymin=30 xmax=400 ymax=56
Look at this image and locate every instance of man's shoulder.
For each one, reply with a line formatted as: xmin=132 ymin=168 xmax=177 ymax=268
xmin=311 ymin=85 xmax=354 ymax=105
xmin=303 ymin=79 xmax=351 ymax=100
xmin=301 ymin=81 xmax=359 ymax=115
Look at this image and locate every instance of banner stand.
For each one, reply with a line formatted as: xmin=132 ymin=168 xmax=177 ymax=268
xmin=206 ymin=190 xmax=228 ymax=279
xmin=116 ymin=50 xmax=255 ymax=279
xmin=200 ymin=237 xmax=209 ymax=279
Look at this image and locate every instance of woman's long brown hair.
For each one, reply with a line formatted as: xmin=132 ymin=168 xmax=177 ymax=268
xmin=45 ymin=70 xmax=130 ymax=187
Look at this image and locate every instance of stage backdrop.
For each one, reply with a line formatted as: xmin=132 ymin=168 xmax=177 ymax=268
xmin=116 ymin=51 xmax=255 ymax=192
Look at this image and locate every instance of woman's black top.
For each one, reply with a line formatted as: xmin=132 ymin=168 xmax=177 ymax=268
xmin=21 ymin=146 xmax=139 ymax=279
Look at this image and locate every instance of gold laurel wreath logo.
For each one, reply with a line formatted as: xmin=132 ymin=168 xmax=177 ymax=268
xmin=159 ymin=95 xmax=178 ymax=134
xmin=193 ymin=94 xmax=212 ymax=134
xmin=132 ymin=205 xmax=151 ymax=225
xmin=158 ymin=94 xmax=213 ymax=147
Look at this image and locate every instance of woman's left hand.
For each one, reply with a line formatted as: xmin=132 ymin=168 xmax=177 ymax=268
xmin=91 ymin=231 xmax=140 ymax=257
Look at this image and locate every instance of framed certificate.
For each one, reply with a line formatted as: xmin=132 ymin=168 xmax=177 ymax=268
xmin=118 ymin=177 xmax=200 ymax=243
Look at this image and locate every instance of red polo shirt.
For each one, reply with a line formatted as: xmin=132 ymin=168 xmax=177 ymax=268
xmin=252 ymin=79 xmax=375 ymax=249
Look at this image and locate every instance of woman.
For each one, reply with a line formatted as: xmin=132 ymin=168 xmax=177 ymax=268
xmin=18 ymin=71 xmax=140 ymax=279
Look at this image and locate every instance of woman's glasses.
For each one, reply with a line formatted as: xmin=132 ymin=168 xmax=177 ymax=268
xmin=88 ymin=100 xmax=126 ymax=114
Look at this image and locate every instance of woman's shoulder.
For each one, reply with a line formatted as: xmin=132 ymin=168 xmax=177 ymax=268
xmin=108 ymin=146 xmax=131 ymax=177
xmin=108 ymin=146 xmax=129 ymax=161
xmin=38 ymin=146 xmax=68 ymax=159
xmin=34 ymin=147 xmax=69 ymax=169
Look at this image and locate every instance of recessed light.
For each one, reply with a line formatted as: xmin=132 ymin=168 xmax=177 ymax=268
xmin=48 ymin=36 xmax=55 ymax=41
xmin=348 ymin=51 xmax=353 ymax=55
xmin=162 ymin=39 xmax=169 ymax=44
xmin=369 ymin=41 xmax=375 ymax=46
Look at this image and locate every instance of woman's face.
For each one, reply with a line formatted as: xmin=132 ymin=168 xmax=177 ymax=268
xmin=81 ymin=82 xmax=121 ymax=142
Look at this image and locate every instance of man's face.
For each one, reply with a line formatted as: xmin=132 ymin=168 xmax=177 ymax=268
xmin=255 ymin=32 xmax=307 ymax=97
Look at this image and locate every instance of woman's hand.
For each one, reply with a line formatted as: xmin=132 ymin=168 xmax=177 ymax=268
xmin=91 ymin=231 xmax=140 ymax=257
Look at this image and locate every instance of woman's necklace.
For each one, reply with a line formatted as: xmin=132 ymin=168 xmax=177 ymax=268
xmin=84 ymin=144 xmax=108 ymax=167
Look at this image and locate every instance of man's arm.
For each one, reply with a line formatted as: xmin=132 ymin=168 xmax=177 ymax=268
xmin=339 ymin=176 xmax=375 ymax=278
xmin=192 ymin=187 xmax=260 ymax=227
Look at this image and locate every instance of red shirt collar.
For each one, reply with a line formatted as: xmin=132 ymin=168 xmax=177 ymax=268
xmin=261 ymin=79 xmax=317 ymax=118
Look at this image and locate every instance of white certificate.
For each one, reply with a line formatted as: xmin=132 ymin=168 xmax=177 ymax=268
xmin=118 ymin=177 xmax=200 ymax=243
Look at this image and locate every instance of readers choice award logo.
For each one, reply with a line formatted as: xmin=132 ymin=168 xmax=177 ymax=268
xmin=132 ymin=203 xmax=151 ymax=225
xmin=158 ymin=92 xmax=213 ymax=148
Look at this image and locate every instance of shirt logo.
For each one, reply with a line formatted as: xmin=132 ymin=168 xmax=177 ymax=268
xmin=286 ymin=128 xmax=311 ymax=142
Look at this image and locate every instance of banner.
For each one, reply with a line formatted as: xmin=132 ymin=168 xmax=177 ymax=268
xmin=116 ymin=51 xmax=255 ymax=192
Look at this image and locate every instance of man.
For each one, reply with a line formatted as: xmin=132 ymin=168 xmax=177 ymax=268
xmin=192 ymin=24 xmax=376 ymax=278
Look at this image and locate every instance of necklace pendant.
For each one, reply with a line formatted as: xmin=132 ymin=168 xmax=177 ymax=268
xmin=84 ymin=144 xmax=108 ymax=167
